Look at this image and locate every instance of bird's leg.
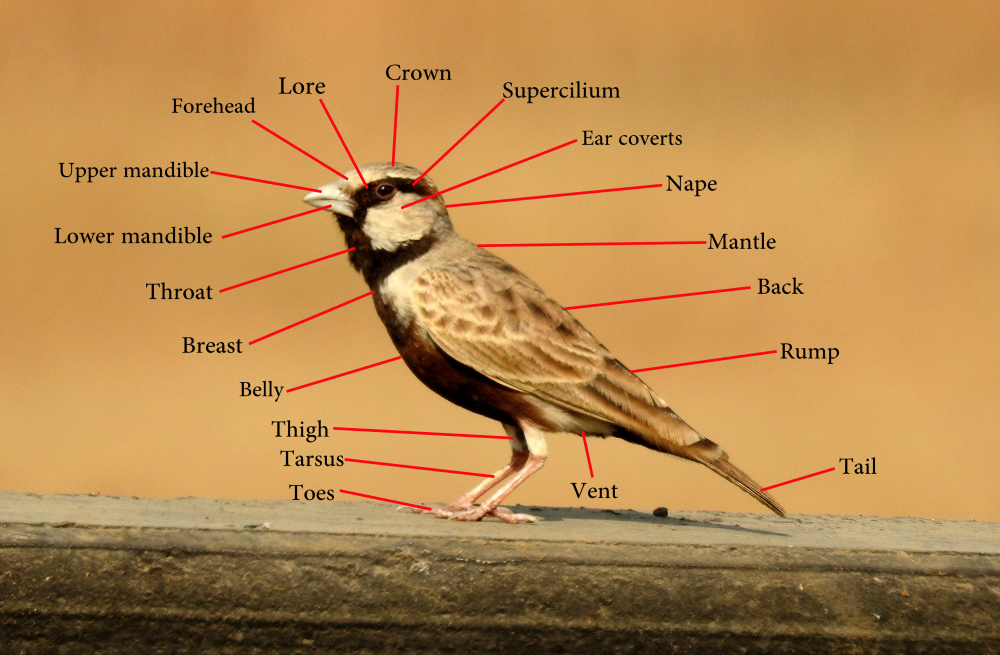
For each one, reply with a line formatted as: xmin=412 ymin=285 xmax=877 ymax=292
xmin=448 ymin=454 xmax=545 ymax=524
xmin=444 ymin=451 xmax=528 ymax=511
xmin=412 ymin=424 xmax=528 ymax=515
xmin=444 ymin=423 xmax=528 ymax=511
xmin=443 ymin=425 xmax=547 ymax=524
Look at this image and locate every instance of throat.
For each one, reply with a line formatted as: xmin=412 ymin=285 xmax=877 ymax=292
xmin=348 ymin=233 xmax=438 ymax=289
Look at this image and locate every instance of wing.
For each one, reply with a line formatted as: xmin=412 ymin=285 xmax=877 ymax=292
xmin=410 ymin=249 xmax=703 ymax=448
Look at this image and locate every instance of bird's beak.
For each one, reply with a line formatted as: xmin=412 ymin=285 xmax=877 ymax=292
xmin=303 ymin=182 xmax=355 ymax=217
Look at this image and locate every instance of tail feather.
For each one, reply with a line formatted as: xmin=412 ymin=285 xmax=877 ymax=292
xmin=686 ymin=440 xmax=786 ymax=516
xmin=611 ymin=405 xmax=787 ymax=517
xmin=704 ymin=457 xmax=785 ymax=516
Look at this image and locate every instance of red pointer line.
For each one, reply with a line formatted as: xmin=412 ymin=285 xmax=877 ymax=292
xmin=287 ymin=356 xmax=402 ymax=392
xmin=581 ymin=432 xmax=594 ymax=478
xmin=286 ymin=344 xmax=774 ymax=396
xmin=448 ymin=183 xmax=663 ymax=208
xmin=344 ymin=458 xmax=494 ymax=478
xmin=566 ymin=286 xmax=752 ymax=311
xmin=413 ymin=98 xmax=505 ymax=185
xmin=219 ymin=247 xmax=355 ymax=293
xmin=285 ymin=340 xmax=772 ymax=396
xmin=221 ymin=205 xmax=332 ymax=239
xmin=331 ymin=426 xmax=514 ymax=440
xmin=248 ymin=290 xmax=373 ymax=345
xmin=252 ymin=120 xmax=347 ymax=179
xmin=339 ymin=489 xmax=431 ymax=511
xmin=480 ymin=241 xmax=706 ymax=248
xmin=403 ymin=138 xmax=578 ymax=209
xmin=319 ymin=98 xmax=366 ymax=187
xmin=391 ymin=85 xmax=399 ymax=166
xmin=631 ymin=349 xmax=778 ymax=374
xmin=760 ymin=467 xmax=836 ymax=492
xmin=210 ymin=171 xmax=321 ymax=193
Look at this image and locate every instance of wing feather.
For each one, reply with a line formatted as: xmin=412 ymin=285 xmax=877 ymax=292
xmin=410 ymin=250 xmax=703 ymax=448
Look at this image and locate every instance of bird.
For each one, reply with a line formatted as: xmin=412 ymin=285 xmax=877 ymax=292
xmin=303 ymin=162 xmax=785 ymax=524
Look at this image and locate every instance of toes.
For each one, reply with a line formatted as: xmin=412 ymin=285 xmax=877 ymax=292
xmin=415 ymin=505 xmax=538 ymax=524
xmin=448 ymin=509 xmax=486 ymax=522
xmin=493 ymin=510 xmax=520 ymax=524
xmin=431 ymin=507 xmax=481 ymax=520
xmin=491 ymin=508 xmax=538 ymax=524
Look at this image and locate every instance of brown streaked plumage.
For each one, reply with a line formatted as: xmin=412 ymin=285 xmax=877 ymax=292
xmin=304 ymin=162 xmax=785 ymax=523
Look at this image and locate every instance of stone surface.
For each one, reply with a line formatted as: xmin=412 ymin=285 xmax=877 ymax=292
xmin=0 ymin=492 xmax=998 ymax=654
xmin=3 ymin=491 xmax=998 ymax=552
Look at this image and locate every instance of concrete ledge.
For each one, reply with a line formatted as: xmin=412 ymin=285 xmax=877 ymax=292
xmin=1 ymin=493 xmax=998 ymax=654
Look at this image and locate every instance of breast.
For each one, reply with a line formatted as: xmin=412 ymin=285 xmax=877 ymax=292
xmin=373 ymin=234 xmax=475 ymax=332
xmin=376 ymin=255 xmax=424 ymax=327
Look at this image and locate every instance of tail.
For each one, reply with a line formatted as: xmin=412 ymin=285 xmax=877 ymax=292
xmin=688 ymin=440 xmax=786 ymax=517
xmin=570 ymin=370 xmax=786 ymax=516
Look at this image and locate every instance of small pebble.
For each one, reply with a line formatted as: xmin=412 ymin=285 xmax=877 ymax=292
xmin=653 ymin=507 xmax=669 ymax=517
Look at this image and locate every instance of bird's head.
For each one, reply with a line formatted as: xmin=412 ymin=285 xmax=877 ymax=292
xmin=303 ymin=163 xmax=453 ymax=256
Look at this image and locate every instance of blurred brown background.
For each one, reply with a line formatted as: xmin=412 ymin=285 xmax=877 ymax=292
xmin=1 ymin=2 xmax=997 ymax=520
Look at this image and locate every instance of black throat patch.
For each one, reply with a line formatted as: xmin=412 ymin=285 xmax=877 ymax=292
xmin=348 ymin=232 xmax=439 ymax=290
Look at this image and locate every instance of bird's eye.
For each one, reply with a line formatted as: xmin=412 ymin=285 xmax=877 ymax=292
xmin=375 ymin=184 xmax=396 ymax=200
